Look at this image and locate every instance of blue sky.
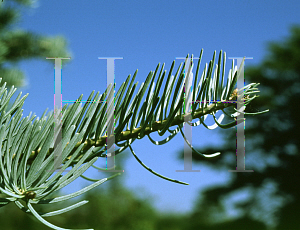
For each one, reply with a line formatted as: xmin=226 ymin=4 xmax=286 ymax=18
xmin=4 ymin=0 xmax=300 ymax=216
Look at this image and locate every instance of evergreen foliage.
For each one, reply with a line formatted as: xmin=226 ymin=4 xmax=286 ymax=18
xmin=0 ymin=50 xmax=268 ymax=229
xmin=0 ymin=1 xmax=269 ymax=229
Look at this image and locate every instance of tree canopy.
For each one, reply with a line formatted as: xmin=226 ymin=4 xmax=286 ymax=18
xmin=180 ymin=24 xmax=300 ymax=230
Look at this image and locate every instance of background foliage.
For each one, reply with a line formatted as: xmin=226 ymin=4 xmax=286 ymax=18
xmin=178 ymin=25 xmax=300 ymax=230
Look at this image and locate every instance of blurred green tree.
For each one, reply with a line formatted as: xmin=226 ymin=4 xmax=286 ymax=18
xmin=0 ymin=0 xmax=71 ymax=90
xmin=180 ymin=24 xmax=300 ymax=230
